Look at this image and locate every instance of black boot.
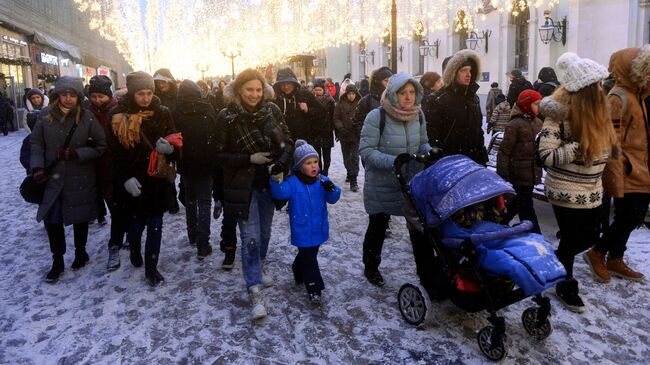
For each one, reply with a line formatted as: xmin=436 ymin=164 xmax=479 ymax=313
xmin=145 ymin=254 xmax=164 ymax=286
xmin=71 ymin=223 xmax=89 ymax=270
xmin=45 ymin=256 xmax=64 ymax=283
xmin=130 ymin=241 xmax=143 ymax=267
xmin=197 ymin=243 xmax=213 ymax=260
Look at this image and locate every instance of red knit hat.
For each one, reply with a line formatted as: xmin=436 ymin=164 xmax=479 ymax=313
xmin=517 ymin=89 xmax=542 ymax=116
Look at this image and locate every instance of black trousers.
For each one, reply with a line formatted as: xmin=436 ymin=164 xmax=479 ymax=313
xmin=594 ymin=193 xmax=650 ymax=259
xmin=552 ymin=205 xmax=601 ymax=278
xmin=46 ymin=223 xmax=89 ymax=257
xmin=219 ymin=213 xmax=238 ymax=251
xmin=504 ymin=185 xmax=541 ymax=234
xmin=362 ymin=213 xmax=390 ymax=270
xmin=292 ymin=246 xmax=324 ymax=294
xmin=107 ymin=200 xmax=129 ymax=249
xmin=313 ymin=143 xmax=332 ymax=175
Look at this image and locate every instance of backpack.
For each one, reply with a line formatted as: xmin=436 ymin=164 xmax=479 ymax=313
xmin=378 ymin=107 xmax=424 ymax=140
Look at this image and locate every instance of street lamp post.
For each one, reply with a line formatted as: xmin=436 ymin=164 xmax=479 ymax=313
xmin=222 ymin=49 xmax=241 ymax=79
xmin=391 ymin=0 xmax=397 ymax=73
xmin=196 ymin=63 xmax=210 ymax=80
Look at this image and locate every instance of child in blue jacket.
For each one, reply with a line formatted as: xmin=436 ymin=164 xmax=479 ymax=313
xmin=269 ymin=139 xmax=341 ymax=305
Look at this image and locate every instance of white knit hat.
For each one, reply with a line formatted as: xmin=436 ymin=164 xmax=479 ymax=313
xmin=556 ymin=52 xmax=609 ymax=92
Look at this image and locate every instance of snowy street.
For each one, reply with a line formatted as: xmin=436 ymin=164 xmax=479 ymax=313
xmin=1 ymin=128 xmax=649 ymax=364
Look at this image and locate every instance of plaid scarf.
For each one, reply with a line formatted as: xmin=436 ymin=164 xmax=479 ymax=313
xmin=224 ymin=103 xmax=276 ymax=155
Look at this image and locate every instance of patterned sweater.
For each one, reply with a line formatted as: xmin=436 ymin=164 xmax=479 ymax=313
xmin=489 ymin=101 xmax=512 ymax=133
xmin=537 ymin=96 xmax=609 ymax=209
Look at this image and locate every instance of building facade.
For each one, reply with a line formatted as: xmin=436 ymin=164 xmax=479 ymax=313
xmin=0 ymin=0 xmax=131 ymax=118
xmin=323 ymin=0 xmax=649 ymax=101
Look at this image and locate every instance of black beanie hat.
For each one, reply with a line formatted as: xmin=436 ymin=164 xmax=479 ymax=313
xmin=313 ymin=78 xmax=326 ymax=90
xmin=89 ymin=75 xmax=113 ymax=97
xmin=177 ymin=79 xmax=201 ymax=99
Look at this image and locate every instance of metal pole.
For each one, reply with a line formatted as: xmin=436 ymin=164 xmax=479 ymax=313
xmin=231 ymin=54 xmax=235 ymax=79
xmin=391 ymin=0 xmax=397 ymax=73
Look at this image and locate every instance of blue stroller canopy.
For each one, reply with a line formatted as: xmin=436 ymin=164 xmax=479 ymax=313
xmin=410 ymin=155 xmax=515 ymax=227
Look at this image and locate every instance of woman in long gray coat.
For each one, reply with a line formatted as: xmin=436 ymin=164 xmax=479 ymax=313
xmin=30 ymin=76 xmax=106 ymax=283
xmin=359 ymin=72 xmax=431 ymax=286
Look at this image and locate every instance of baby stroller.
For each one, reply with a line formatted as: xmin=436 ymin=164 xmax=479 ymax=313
xmin=394 ymin=153 xmax=566 ymax=361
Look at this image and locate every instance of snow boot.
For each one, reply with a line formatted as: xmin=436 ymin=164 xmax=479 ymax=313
xmin=222 ymin=250 xmax=235 ymax=270
xmin=71 ymin=250 xmax=90 ymax=270
xmin=44 ymin=256 xmax=64 ymax=283
xmin=197 ymin=243 xmax=213 ymax=260
xmin=248 ymin=284 xmax=267 ymax=320
xmin=145 ymin=254 xmax=164 ymax=286
xmin=262 ymin=262 xmax=274 ymax=287
xmin=309 ymin=291 xmax=322 ymax=306
xmin=555 ymin=278 xmax=586 ymax=313
xmin=345 ymin=176 xmax=350 ymax=183
xmin=583 ymin=249 xmax=610 ymax=283
xmin=350 ymin=177 xmax=359 ymax=192
xmin=130 ymin=242 xmax=143 ymax=268
xmin=292 ymin=262 xmax=303 ymax=285
xmin=107 ymin=245 xmax=121 ymax=272
xmin=364 ymin=268 xmax=385 ymax=287
xmin=607 ymin=257 xmax=645 ymax=282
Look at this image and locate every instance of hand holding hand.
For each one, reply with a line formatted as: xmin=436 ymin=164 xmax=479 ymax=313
xmin=250 ymin=152 xmax=272 ymax=165
xmin=155 ymin=137 xmax=173 ymax=154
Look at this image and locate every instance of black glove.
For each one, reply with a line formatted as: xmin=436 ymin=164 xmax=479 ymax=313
xmin=269 ymin=162 xmax=284 ymax=175
xmin=321 ymin=179 xmax=336 ymax=192
xmin=395 ymin=153 xmax=415 ymax=165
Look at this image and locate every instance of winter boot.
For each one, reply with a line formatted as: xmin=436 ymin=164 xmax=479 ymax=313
xmin=345 ymin=176 xmax=350 ymax=183
xmin=44 ymin=256 xmax=64 ymax=283
xmin=130 ymin=242 xmax=143 ymax=268
xmin=555 ymin=278 xmax=586 ymax=313
xmin=309 ymin=291 xmax=322 ymax=306
xmin=222 ymin=250 xmax=235 ymax=270
xmin=107 ymin=245 xmax=121 ymax=272
xmin=607 ymin=257 xmax=645 ymax=282
xmin=583 ymin=249 xmax=611 ymax=283
xmin=248 ymin=284 xmax=267 ymax=320
xmin=364 ymin=268 xmax=385 ymax=287
xmin=71 ymin=251 xmax=90 ymax=270
xmin=145 ymin=254 xmax=164 ymax=286
xmin=261 ymin=262 xmax=274 ymax=287
xmin=197 ymin=243 xmax=213 ymax=260
xmin=292 ymin=262 xmax=303 ymax=285
xmin=350 ymin=177 xmax=359 ymax=193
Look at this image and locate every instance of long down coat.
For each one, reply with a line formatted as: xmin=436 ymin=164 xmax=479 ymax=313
xmin=30 ymin=107 xmax=107 ymax=223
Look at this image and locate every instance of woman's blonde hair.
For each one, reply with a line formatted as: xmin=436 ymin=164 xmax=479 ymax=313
xmin=560 ymin=83 xmax=617 ymax=163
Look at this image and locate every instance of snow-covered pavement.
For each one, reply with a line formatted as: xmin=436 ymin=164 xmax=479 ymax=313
xmin=1 ymin=128 xmax=649 ymax=364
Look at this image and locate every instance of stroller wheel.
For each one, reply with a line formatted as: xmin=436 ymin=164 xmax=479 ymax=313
xmin=397 ymin=283 xmax=427 ymax=326
xmin=477 ymin=326 xmax=508 ymax=361
xmin=522 ymin=307 xmax=553 ymax=341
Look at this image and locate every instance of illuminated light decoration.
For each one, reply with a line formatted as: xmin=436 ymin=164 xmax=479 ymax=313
xmin=72 ymin=0 xmax=566 ymax=79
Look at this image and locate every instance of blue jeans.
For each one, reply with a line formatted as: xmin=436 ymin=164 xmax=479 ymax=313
xmin=237 ymin=188 xmax=275 ymax=288
xmin=128 ymin=214 xmax=163 ymax=257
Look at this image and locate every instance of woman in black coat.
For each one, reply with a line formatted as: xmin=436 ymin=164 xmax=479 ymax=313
xmin=107 ymin=71 xmax=176 ymax=286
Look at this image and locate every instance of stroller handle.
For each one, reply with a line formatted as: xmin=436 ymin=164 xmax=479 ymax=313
xmin=441 ymin=221 xmax=534 ymax=247
xmin=393 ymin=147 xmax=444 ymax=189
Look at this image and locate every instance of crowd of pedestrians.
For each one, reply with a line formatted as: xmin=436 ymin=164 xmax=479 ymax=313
xmin=15 ymin=45 xmax=649 ymax=320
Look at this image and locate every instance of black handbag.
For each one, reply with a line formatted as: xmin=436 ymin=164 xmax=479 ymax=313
xmin=20 ymin=122 xmax=78 ymax=204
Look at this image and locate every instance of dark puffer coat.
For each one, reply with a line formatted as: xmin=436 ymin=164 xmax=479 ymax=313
xmin=173 ymin=80 xmax=218 ymax=176
xmin=107 ymin=95 xmax=176 ymax=216
xmin=533 ymin=67 xmax=560 ymax=98
xmin=496 ymin=105 xmax=543 ymax=186
xmin=424 ymin=50 xmax=488 ymax=164
xmin=507 ymin=77 xmax=534 ymax=107
xmin=30 ymin=105 xmax=107 ymax=223
xmin=333 ymin=86 xmax=362 ymax=142
xmin=352 ymin=67 xmax=392 ymax=136
xmin=216 ymin=82 xmax=293 ymax=220
xmin=314 ymin=93 xmax=336 ymax=148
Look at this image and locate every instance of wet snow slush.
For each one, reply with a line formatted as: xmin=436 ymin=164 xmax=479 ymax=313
xmin=1 ymin=128 xmax=649 ymax=364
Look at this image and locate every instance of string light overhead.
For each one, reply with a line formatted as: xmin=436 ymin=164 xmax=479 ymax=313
xmin=73 ymin=0 xmax=565 ymax=79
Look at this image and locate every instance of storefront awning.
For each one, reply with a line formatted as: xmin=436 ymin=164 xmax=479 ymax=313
xmin=33 ymin=31 xmax=81 ymax=60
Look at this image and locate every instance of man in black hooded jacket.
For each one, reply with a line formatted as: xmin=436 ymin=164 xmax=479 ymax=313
xmin=352 ymin=67 xmax=392 ymax=136
xmin=273 ymin=68 xmax=324 ymax=147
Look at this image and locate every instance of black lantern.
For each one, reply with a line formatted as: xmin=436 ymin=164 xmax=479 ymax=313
xmin=466 ymin=30 xmax=492 ymax=53
xmin=539 ymin=10 xmax=567 ymax=46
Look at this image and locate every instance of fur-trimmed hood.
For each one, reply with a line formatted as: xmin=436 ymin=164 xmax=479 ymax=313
xmin=223 ymin=80 xmax=275 ymax=106
xmin=609 ymin=45 xmax=650 ymax=92
xmin=442 ymin=49 xmax=481 ymax=87
xmin=538 ymin=92 xmax=569 ymax=122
